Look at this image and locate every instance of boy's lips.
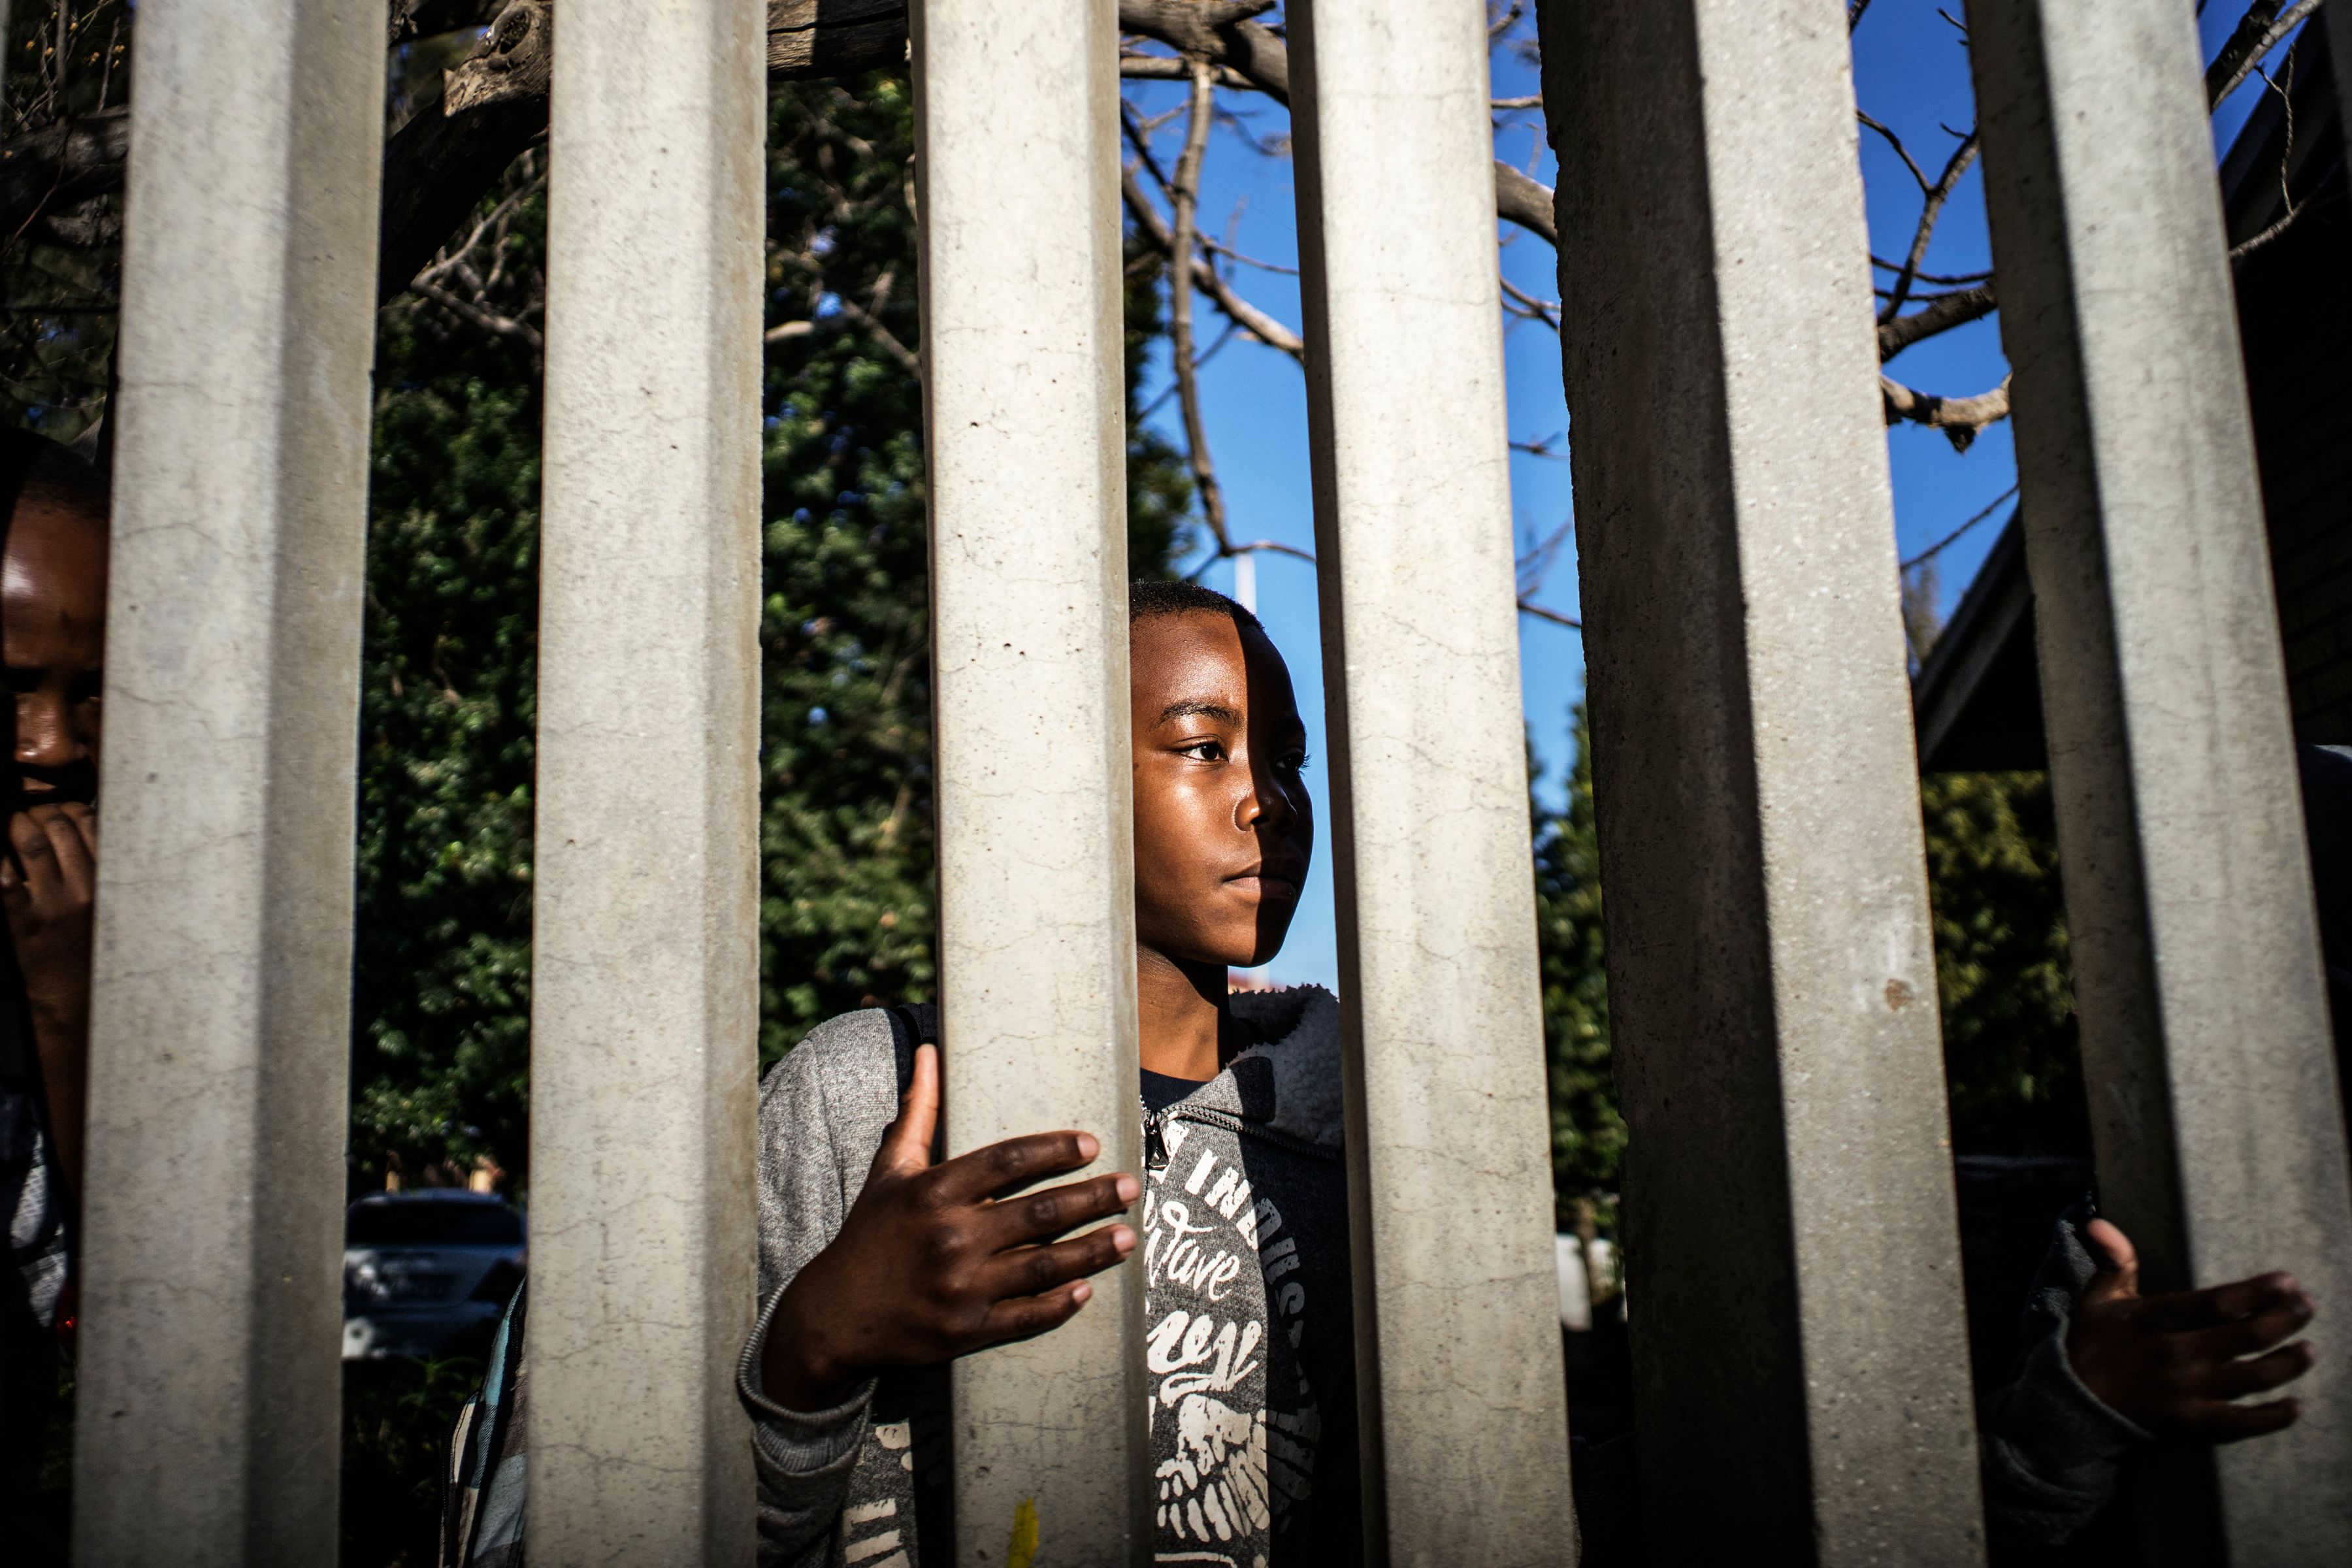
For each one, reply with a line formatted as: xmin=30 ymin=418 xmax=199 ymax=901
xmin=1226 ymin=866 xmax=1304 ymax=901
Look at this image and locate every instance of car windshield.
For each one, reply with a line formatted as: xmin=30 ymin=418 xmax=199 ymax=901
xmin=346 ymin=1200 xmax=523 ymax=1247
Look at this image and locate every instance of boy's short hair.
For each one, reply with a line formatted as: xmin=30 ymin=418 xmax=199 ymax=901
xmin=1128 ymin=578 xmax=1264 ymax=635
xmin=0 ymin=427 xmax=108 ymax=531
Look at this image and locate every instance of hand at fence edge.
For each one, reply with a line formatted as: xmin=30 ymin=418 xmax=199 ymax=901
xmin=761 ymin=1042 xmax=1139 ymax=1413
xmin=2066 ymin=1217 xmax=2317 ymax=1443
xmin=0 ymin=801 xmax=97 ymax=1195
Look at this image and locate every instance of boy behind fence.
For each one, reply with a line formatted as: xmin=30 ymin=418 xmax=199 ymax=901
xmin=448 ymin=581 xmax=2319 ymax=1567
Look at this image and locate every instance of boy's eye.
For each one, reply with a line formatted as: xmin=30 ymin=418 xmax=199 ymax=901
xmin=1177 ymin=740 xmax=1226 ymax=762
xmin=1283 ymin=751 xmax=1311 ymax=775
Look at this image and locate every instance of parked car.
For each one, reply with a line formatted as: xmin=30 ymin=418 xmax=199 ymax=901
xmin=342 ymin=1190 xmax=525 ymax=1361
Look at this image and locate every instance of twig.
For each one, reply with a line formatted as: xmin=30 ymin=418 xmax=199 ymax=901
xmin=1120 ymin=143 xmax=1304 ymax=359
xmin=1870 ymin=257 xmax=1991 ymax=286
xmin=1499 ymin=274 xmax=1561 ymax=331
xmin=2206 ymin=0 xmax=2321 ymax=110
xmin=1169 ymin=61 xmax=1233 ymax=553
xmin=1901 ymin=483 xmax=2019 ymax=572
xmin=1880 ymin=282 xmax=1995 ymax=363
xmin=1880 ymin=373 xmax=2012 ymax=451
xmin=1518 ymin=601 xmax=1582 ymax=630
xmin=1879 ymin=130 xmax=1980 ymax=323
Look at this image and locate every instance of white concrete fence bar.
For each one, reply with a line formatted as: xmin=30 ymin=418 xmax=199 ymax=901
xmin=1537 ymin=0 xmax=1985 ymax=1560
xmin=1968 ymin=2 xmax=2352 ymax=1560
xmin=1286 ymin=3 xmax=1576 ymax=1560
xmin=910 ymin=1 xmax=1152 ymax=1561
xmin=529 ymin=0 xmax=768 ymax=1560
xmin=69 ymin=1 xmax=384 ymax=1561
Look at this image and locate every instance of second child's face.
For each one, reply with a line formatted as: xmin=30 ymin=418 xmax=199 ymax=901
xmin=3 ymin=495 xmax=107 ymax=808
xmin=1130 ymin=610 xmax=1313 ymax=970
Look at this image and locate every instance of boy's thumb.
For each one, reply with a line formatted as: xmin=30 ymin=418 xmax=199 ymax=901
xmin=2081 ymin=1217 xmax=2139 ymax=1303
xmin=877 ymin=1042 xmax=941 ymax=1175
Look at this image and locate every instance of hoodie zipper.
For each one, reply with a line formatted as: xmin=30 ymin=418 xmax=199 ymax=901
xmin=1138 ymin=1098 xmax=1339 ymax=1168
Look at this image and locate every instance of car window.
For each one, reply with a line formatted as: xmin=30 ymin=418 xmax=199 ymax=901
xmin=346 ymin=1200 xmax=524 ymax=1247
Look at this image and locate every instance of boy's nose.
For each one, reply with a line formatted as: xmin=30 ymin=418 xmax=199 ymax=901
xmin=15 ymin=693 xmax=84 ymax=768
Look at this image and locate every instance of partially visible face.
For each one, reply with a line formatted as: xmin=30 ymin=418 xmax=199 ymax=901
xmin=1130 ymin=610 xmax=1313 ymax=970
xmin=3 ymin=489 xmax=108 ymax=808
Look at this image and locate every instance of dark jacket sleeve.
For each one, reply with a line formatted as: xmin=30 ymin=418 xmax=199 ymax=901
xmin=1978 ymin=1209 xmax=2150 ymax=1546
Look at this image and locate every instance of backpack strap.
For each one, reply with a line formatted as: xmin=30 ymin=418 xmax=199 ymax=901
xmin=882 ymin=1003 xmax=941 ymax=1098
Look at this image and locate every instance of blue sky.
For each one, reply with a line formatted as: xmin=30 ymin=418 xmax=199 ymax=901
xmin=1126 ymin=3 xmax=2295 ymax=992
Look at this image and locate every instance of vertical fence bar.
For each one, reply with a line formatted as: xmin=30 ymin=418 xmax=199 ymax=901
xmin=529 ymin=0 xmax=766 ymax=1560
xmin=1536 ymin=1 xmax=1985 ymax=1560
xmin=1968 ymin=3 xmax=2352 ymax=1559
xmin=69 ymin=2 xmax=382 ymax=1560
xmin=1285 ymin=3 xmax=1575 ymax=1561
xmin=911 ymin=1 xmax=1149 ymax=1561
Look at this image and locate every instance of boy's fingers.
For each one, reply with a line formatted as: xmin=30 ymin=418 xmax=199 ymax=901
xmin=35 ymin=807 xmax=93 ymax=889
xmin=973 ymin=1280 xmax=1092 ymax=1350
xmin=2185 ymin=1396 xmax=2301 ymax=1445
xmin=979 ymin=1171 xmax=1139 ymax=1250
xmin=977 ymin=1222 xmax=1135 ymax=1303
xmin=2139 ymin=1273 xmax=2302 ymax=1335
xmin=875 ymin=1043 xmax=942 ymax=1177
xmin=2080 ymin=1218 xmax=2138 ymax=1304
xmin=932 ymin=1129 xmax=1101 ymax=1204
xmin=2181 ymin=1290 xmax=2317 ymax=1360
xmin=8 ymin=811 xmax=58 ymax=892
xmin=59 ymin=800 xmax=96 ymax=862
xmin=2193 ymin=1339 xmax=2316 ymax=1400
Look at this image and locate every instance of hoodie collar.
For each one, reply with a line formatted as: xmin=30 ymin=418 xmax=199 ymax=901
xmin=1161 ymin=985 xmax=1345 ymax=1151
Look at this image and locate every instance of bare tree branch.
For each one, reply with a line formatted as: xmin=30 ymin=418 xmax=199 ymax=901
xmin=2206 ymin=0 xmax=2321 ymax=109
xmin=1168 ymin=61 xmax=1235 ymax=553
xmin=1518 ymin=602 xmax=1582 ymax=631
xmin=1878 ymin=130 xmax=1979 ymax=322
xmin=1880 ymin=373 xmax=2012 ymax=451
xmin=1879 ymin=280 xmax=1995 ymax=361
xmin=1120 ymin=146 xmax=1305 ymax=359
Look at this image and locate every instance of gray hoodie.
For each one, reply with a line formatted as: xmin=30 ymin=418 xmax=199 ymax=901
xmin=735 ymin=987 xmax=1361 ymax=1568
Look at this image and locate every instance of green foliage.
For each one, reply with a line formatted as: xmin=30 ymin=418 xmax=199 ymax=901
xmin=1531 ymin=708 xmax=1625 ymax=1226
xmin=0 ymin=3 xmax=133 ymax=443
xmin=1920 ymin=770 xmax=2087 ymax=1153
xmin=349 ymin=74 xmax=1195 ymax=1185
xmin=350 ymin=286 xmax=546 ymax=1189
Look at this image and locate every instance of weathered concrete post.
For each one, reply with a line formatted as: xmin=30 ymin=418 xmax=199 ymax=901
xmin=911 ymin=0 xmax=1151 ymax=1561
xmin=529 ymin=0 xmax=767 ymax=1560
xmin=1286 ymin=2 xmax=1575 ymax=1561
xmin=69 ymin=1 xmax=382 ymax=1561
xmin=1537 ymin=0 xmax=1986 ymax=1560
xmin=1969 ymin=2 xmax=2352 ymax=1560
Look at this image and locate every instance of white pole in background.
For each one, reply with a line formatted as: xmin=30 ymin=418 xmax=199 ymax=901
xmin=911 ymin=0 xmax=1152 ymax=1561
xmin=529 ymin=0 xmax=768 ymax=1560
xmin=1287 ymin=1 xmax=1576 ymax=1560
xmin=71 ymin=1 xmax=383 ymax=1560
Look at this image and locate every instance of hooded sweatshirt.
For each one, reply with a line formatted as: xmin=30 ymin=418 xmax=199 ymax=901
xmin=736 ymin=986 xmax=1360 ymax=1568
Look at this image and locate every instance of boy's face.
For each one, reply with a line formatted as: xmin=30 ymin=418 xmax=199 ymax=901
xmin=3 ymin=491 xmax=107 ymax=808
xmin=1130 ymin=610 xmax=1313 ymax=970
